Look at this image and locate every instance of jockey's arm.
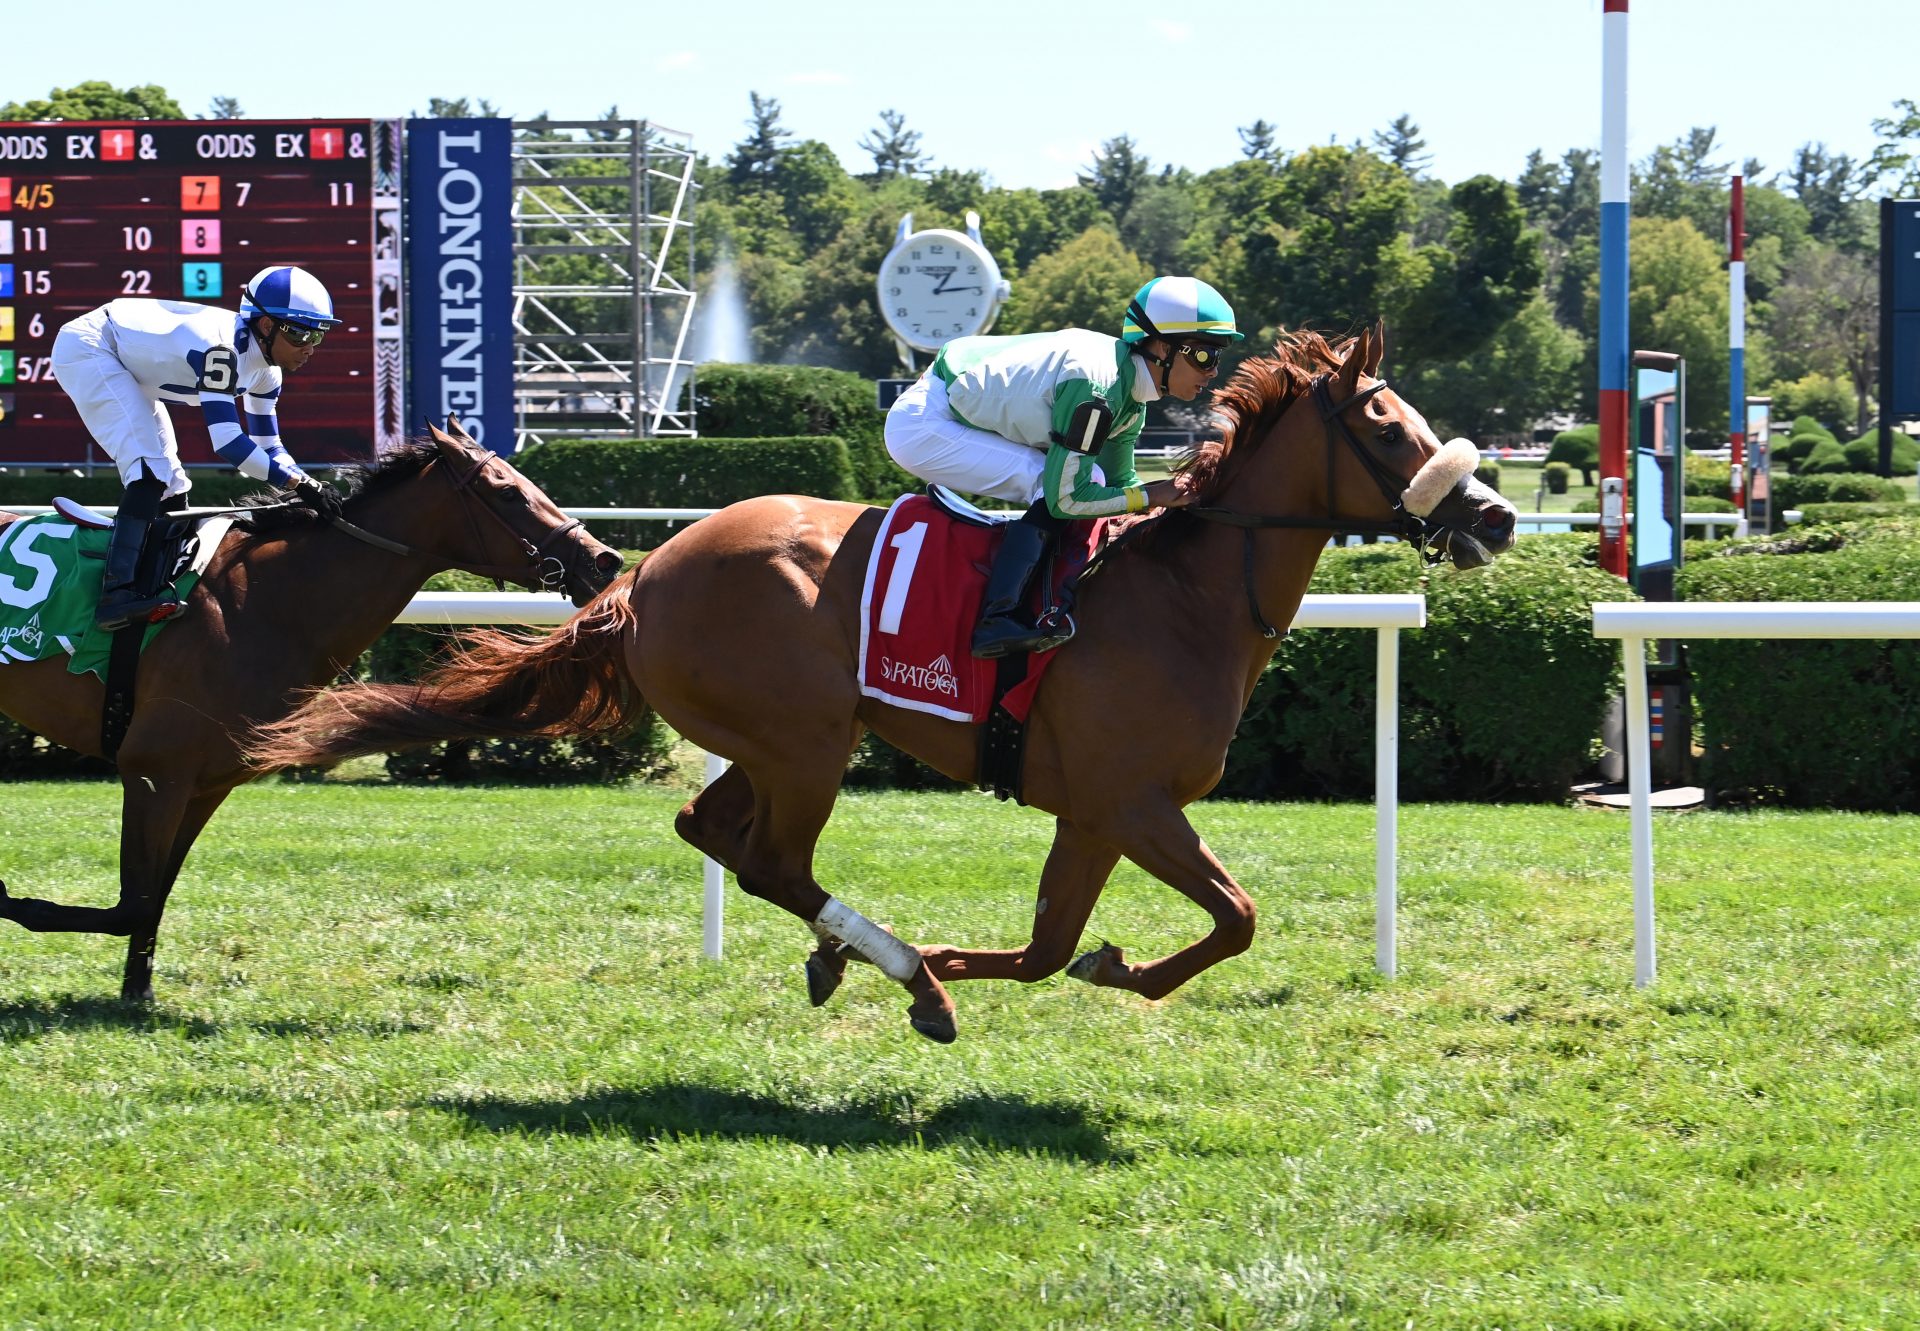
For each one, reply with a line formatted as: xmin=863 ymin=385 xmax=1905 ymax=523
xmin=201 ymin=381 xmax=309 ymax=489
xmin=1039 ymin=377 xmax=1148 ymax=521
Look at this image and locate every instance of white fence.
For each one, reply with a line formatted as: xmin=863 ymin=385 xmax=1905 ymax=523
xmin=398 ymin=591 xmax=1428 ymax=974
xmin=1592 ymin=601 xmax=1920 ymax=988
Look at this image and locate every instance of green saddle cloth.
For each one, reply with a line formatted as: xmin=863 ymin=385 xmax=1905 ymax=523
xmin=0 ymin=514 xmax=205 ymax=682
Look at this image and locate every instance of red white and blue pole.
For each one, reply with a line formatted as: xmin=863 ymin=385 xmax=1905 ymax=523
xmin=1728 ymin=174 xmax=1747 ymax=509
xmin=1598 ymin=0 xmax=1631 ymax=578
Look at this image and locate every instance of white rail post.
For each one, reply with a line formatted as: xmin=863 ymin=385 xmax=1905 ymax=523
xmin=1375 ymin=625 xmax=1400 ymax=978
xmin=1621 ymin=633 xmax=1656 ymax=988
xmin=702 ymin=751 xmax=728 ymax=960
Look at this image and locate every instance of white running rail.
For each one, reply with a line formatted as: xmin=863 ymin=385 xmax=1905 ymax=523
xmin=1592 ymin=601 xmax=1920 ymax=988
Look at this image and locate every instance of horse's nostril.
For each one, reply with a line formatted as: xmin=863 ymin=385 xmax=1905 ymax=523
xmin=594 ymin=551 xmax=623 ymax=575
xmin=1481 ymin=505 xmax=1514 ymax=531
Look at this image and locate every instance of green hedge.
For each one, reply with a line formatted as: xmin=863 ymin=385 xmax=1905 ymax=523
xmin=1842 ymin=432 xmax=1920 ymax=474
xmin=688 ymin=362 xmax=912 ymax=501
xmin=1215 ymin=535 xmax=1634 ymax=802
xmin=1772 ymin=471 xmax=1905 ymax=509
xmin=1799 ymin=502 xmax=1915 ymax=525
xmin=1546 ymin=425 xmax=1598 ymax=483
xmin=0 ymin=471 xmax=280 ymax=508
xmin=1677 ymin=518 xmax=1920 ymax=810
xmin=513 ymin=435 xmax=856 ymax=548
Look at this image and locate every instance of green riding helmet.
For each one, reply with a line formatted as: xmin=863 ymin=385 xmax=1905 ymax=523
xmin=1121 ymin=276 xmax=1243 ymax=346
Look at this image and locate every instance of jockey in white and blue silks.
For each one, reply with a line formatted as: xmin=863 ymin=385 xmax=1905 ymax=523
xmin=51 ymin=264 xmax=346 ymax=629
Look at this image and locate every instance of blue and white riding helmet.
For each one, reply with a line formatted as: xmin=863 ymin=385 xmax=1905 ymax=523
xmin=240 ymin=265 xmax=341 ymax=330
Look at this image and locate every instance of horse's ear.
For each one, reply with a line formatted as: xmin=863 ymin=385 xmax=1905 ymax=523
xmin=1363 ymin=319 xmax=1386 ymax=377
xmin=429 ymin=415 xmax=474 ymax=457
xmin=1335 ymin=326 xmax=1368 ymax=397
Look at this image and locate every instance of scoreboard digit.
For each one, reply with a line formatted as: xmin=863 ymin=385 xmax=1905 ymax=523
xmin=0 ymin=119 xmax=394 ymax=469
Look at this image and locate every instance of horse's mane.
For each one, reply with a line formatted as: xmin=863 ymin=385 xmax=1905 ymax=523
xmin=1112 ymin=328 xmax=1350 ymax=553
xmin=236 ymin=438 xmax=443 ymax=533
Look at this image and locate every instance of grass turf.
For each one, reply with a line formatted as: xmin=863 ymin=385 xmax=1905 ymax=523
xmin=0 ymin=781 xmax=1915 ymax=1329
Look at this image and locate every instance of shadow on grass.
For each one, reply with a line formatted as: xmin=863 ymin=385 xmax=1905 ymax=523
xmin=0 ymin=994 xmax=223 ymax=1042
xmin=432 ymin=1080 xmax=1133 ymax=1163
xmin=0 ymin=995 xmax=431 ymax=1043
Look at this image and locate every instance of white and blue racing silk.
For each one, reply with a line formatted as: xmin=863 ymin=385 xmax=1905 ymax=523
xmin=99 ymin=299 xmax=300 ymax=486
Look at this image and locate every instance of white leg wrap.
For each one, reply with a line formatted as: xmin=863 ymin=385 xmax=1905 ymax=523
xmin=815 ymin=898 xmax=921 ymax=983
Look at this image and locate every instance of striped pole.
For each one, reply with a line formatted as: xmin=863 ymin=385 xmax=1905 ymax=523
xmin=1728 ymin=174 xmax=1747 ymax=509
xmin=1598 ymin=0 xmax=1631 ymax=578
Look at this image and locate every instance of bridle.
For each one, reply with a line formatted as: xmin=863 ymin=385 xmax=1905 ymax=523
xmin=1185 ymin=373 xmax=1447 ymax=638
xmin=327 ymin=446 xmax=592 ymax=593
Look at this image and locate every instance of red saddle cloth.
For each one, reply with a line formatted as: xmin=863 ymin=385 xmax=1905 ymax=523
xmin=857 ymin=494 xmax=1102 ymax=724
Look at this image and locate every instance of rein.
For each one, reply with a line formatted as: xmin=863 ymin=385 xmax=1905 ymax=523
xmin=1185 ymin=374 xmax=1439 ymax=639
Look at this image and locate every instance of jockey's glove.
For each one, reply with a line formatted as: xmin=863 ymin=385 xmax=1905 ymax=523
xmin=292 ymin=476 xmax=345 ymax=523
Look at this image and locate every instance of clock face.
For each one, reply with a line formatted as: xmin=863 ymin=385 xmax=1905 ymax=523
xmin=878 ymin=229 xmax=997 ymax=351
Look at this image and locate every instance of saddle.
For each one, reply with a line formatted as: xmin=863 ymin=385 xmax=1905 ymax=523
xmin=54 ymin=497 xmax=236 ymax=758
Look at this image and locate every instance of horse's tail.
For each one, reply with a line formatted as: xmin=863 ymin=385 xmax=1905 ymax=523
xmin=245 ymin=574 xmax=644 ymax=771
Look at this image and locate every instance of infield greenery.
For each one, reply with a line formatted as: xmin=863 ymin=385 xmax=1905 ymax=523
xmin=0 ymin=782 xmax=1915 ymax=1330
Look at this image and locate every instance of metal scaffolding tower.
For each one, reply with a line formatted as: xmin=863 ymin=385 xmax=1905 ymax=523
xmin=511 ymin=119 xmax=696 ymax=447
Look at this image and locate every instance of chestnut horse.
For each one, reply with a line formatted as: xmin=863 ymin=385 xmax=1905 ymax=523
xmin=0 ymin=420 xmax=623 ymax=1002
xmin=250 ymin=327 xmax=1517 ymax=1042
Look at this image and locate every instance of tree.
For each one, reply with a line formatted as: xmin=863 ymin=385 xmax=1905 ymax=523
xmin=421 ymin=96 xmax=503 ymax=118
xmin=1372 ymin=114 xmax=1431 ymax=176
xmin=1782 ymin=143 xmax=1873 ymax=251
xmin=1237 ymin=119 xmax=1280 ymax=163
xmin=727 ymin=92 xmax=791 ymax=188
xmin=1120 ymin=171 xmax=1198 ymax=275
xmin=858 ymin=108 xmax=930 ymax=178
xmin=1390 ymin=177 xmax=1543 ymax=391
xmin=996 ymin=227 xmax=1151 ymax=337
xmin=1404 ymin=295 xmax=1582 ymax=440
xmin=771 ymin=139 xmax=862 ymax=252
xmin=1079 ymin=135 xmax=1150 ymax=221
xmin=0 ymin=81 xmax=184 ymax=120
xmin=1766 ymin=245 xmax=1879 ymax=435
xmin=201 ymin=96 xmax=244 ymax=120
xmin=1869 ymin=98 xmax=1920 ymax=198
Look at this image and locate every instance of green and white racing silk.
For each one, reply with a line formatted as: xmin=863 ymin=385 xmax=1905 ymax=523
xmin=932 ymin=329 xmax=1157 ymax=519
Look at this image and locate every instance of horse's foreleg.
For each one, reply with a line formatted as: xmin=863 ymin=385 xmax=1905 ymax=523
xmin=1066 ymin=804 xmax=1256 ymax=1001
xmin=731 ymin=759 xmax=956 ymax=1044
xmin=919 ymin=818 xmax=1121 ymax=984
xmin=121 ymin=788 xmax=231 ymax=1003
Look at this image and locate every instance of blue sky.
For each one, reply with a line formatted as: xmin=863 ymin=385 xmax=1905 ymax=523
xmin=7 ymin=0 xmax=1912 ymax=191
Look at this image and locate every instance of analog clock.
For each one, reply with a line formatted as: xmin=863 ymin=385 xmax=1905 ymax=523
xmin=876 ymin=210 xmax=1011 ymax=360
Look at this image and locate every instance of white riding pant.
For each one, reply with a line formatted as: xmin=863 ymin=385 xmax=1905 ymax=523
xmin=884 ymin=372 xmax=1045 ymax=506
xmin=50 ymin=311 xmax=191 ymax=499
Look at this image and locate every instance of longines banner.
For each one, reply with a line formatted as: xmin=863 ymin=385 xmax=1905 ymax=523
xmin=405 ymin=118 xmax=514 ymax=453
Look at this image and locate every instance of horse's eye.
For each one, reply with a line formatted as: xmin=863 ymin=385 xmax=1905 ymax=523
xmin=1381 ymin=421 xmax=1407 ymax=446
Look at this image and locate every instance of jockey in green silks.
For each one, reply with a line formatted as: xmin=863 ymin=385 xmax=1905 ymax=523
xmin=884 ymin=275 xmax=1243 ymax=657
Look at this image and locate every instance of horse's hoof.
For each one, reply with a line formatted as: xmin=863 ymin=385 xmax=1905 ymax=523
xmin=910 ymin=1012 xmax=957 ymax=1044
xmin=1067 ymin=941 xmax=1123 ymax=985
xmin=804 ymin=949 xmax=846 ymax=1007
xmin=120 ymin=986 xmax=155 ymax=1005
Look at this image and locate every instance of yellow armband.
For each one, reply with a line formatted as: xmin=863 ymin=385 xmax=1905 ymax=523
xmin=1124 ymin=486 xmax=1147 ymax=514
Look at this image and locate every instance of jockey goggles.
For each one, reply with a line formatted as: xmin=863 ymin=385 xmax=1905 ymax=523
xmin=1177 ymin=342 xmax=1227 ymax=371
xmin=274 ymin=321 xmax=328 ymax=347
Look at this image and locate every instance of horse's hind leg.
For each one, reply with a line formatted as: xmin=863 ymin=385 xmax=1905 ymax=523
xmin=673 ymin=762 xmax=754 ymax=871
xmin=731 ymin=759 xmax=956 ymax=1044
xmin=918 ymin=818 xmax=1122 ymax=985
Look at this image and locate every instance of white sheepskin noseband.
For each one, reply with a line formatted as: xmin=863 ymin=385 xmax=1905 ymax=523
xmin=1400 ymin=439 xmax=1479 ymax=517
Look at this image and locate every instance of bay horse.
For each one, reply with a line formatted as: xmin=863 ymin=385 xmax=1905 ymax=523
xmin=249 ymin=326 xmax=1517 ymax=1043
xmin=0 ymin=419 xmax=622 ymax=1002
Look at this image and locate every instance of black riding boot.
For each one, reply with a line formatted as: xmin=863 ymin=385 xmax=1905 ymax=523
xmin=95 ymin=470 xmax=182 ymax=631
xmin=971 ymin=504 xmax=1073 ymax=659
